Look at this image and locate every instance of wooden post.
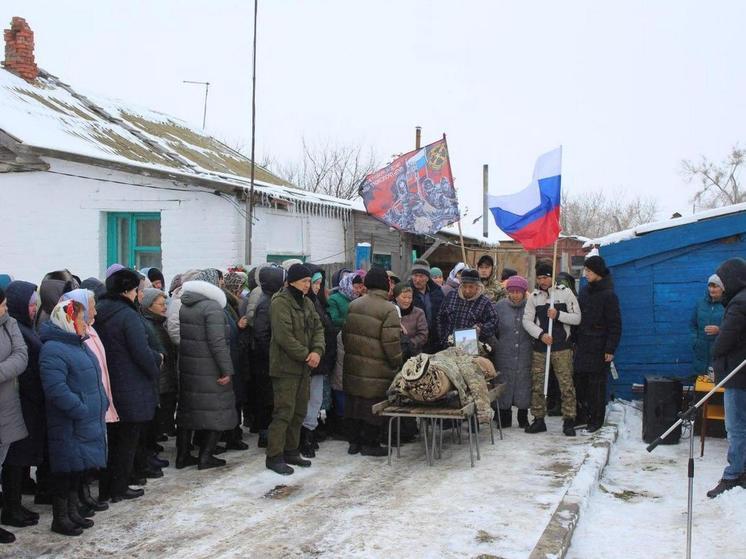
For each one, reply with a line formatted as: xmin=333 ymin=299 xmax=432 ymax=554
xmin=483 ymin=164 xmax=489 ymax=239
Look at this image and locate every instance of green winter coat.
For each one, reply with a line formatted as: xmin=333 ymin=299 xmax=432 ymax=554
xmin=269 ymin=288 xmax=325 ymax=378
xmin=327 ymin=291 xmax=351 ymax=329
xmin=342 ymin=289 xmax=403 ymax=400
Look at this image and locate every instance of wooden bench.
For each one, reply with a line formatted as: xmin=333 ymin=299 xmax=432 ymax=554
xmin=372 ymin=385 xmax=504 ymax=467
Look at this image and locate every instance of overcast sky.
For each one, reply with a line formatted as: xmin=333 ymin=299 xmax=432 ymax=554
xmin=4 ymin=1 xmax=745 ymax=235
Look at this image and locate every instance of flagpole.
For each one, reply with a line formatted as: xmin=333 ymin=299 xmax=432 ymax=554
xmin=442 ymin=133 xmax=468 ymax=263
xmin=543 ymin=239 xmax=559 ymax=396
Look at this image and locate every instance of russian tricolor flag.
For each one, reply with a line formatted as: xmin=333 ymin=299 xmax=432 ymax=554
xmin=488 ymin=147 xmax=562 ymax=250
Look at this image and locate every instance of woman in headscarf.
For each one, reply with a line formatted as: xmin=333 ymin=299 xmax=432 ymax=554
xmin=39 ymin=299 xmax=108 ymax=536
xmin=0 ymin=287 xmax=29 ymax=544
xmin=2 ymin=282 xmax=43 ymax=532
xmin=327 ymin=271 xmax=356 ymax=329
xmin=393 ymin=283 xmax=428 ymax=362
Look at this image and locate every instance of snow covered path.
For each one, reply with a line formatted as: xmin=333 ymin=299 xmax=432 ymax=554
xmin=9 ymin=417 xmax=597 ymax=559
xmin=567 ymin=402 xmax=744 ymax=559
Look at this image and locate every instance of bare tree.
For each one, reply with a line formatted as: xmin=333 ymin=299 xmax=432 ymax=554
xmin=561 ymin=190 xmax=659 ymax=238
xmin=273 ymin=138 xmax=379 ymax=200
xmin=682 ymin=145 xmax=745 ymax=209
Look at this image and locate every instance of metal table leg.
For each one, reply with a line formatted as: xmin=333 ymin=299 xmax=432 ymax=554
xmin=396 ymin=416 xmax=401 ymax=458
xmin=473 ymin=414 xmax=481 ymax=461
xmin=467 ymin=415 xmax=475 ymax=467
xmin=387 ymin=416 xmax=394 ymax=466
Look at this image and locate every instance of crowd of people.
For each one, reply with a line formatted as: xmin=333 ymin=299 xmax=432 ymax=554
xmin=2 ymin=252 xmax=743 ymax=542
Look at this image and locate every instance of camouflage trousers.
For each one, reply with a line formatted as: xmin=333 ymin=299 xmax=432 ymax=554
xmin=530 ymin=349 xmax=576 ymax=420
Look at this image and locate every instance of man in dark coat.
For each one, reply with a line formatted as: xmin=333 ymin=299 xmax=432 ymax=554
xmin=2 ymin=281 xmax=44 ymax=528
xmin=95 ymin=269 xmax=161 ymax=502
xmin=707 ymin=257 xmax=746 ymax=498
xmin=266 ymin=264 xmax=325 ymax=475
xmin=574 ymin=256 xmax=622 ymax=432
xmin=409 ymin=258 xmax=444 ymax=353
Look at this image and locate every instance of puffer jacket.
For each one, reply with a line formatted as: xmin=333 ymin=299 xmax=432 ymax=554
xmin=690 ymin=290 xmax=725 ymax=374
xmin=0 ymin=311 xmax=28 ymax=447
xmin=178 ymin=281 xmax=237 ymax=431
xmin=574 ymin=274 xmax=622 ymax=372
xmin=5 ymin=280 xmax=45 ymax=466
xmin=94 ymin=294 xmax=161 ymax=422
xmin=343 ymin=289 xmax=402 ymax=400
xmin=143 ymin=310 xmax=177 ymax=394
xmin=39 ymin=322 xmax=108 ymax=473
xmin=712 ymin=258 xmax=746 ymax=389
xmin=269 ymin=287 xmax=325 ymax=378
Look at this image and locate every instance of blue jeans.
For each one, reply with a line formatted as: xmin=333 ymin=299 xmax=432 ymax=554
xmin=723 ymin=387 xmax=746 ymax=480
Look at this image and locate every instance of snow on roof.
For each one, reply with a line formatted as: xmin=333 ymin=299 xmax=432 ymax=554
xmin=0 ymin=67 xmax=360 ymax=214
xmin=586 ymin=202 xmax=746 ymax=247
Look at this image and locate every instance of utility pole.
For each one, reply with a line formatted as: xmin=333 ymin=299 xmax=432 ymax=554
xmin=182 ymin=80 xmax=210 ymax=129
xmin=483 ymin=164 xmax=489 ymax=238
xmin=246 ymin=0 xmax=259 ymax=264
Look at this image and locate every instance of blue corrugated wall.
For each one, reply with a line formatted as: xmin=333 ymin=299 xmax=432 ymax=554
xmin=600 ymin=215 xmax=746 ymax=399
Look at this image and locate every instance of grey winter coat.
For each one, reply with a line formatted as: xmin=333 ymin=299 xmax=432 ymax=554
xmin=177 ymin=281 xmax=237 ymax=431
xmin=0 ymin=313 xmax=29 ymax=447
xmin=495 ymin=297 xmax=533 ymax=410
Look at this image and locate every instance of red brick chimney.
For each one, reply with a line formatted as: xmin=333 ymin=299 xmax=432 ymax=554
xmin=3 ymin=17 xmax=38 ymax=81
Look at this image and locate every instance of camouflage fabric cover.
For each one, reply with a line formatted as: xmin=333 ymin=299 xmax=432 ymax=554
xmin=482 ymin=276 xmax=507 ymax=303
xmin=388 ymin=347 xmax=495 ymax=423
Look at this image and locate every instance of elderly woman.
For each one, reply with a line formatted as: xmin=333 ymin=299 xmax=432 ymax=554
xmin=494 ymin=275 xmax=533 ymax=428
xmin=2 ymin=282 xmax=44 ymax=532
xmin=39 ymin=299 xmax=108 ymax=536
xmin=176 ymin=280 xmax=236 ymax=470
xmin=393 ymin=283 xmax=428 ymax=362
xmin=691 ymin=274 xmax=726 ymax=376
xmin=0 ymin=287 xmax=29 ymax=544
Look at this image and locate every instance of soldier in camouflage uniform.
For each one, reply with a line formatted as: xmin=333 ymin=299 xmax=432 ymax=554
xmin=522 ymin=261 xmax=582 ymax=436
xmin=477 ymin=255 xmax=507 ymax=303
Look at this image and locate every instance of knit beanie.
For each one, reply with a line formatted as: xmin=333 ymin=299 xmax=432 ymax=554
xmin=708 ymin=274 xmax=724 ymax=290
xmin=105 ymin=263 xmax=125 ymax=279
xmin=364 ymin=266 xmax=390 ymax=291
xmin=506 ymin=275 xmax=529 ymax=292
xmin=430 ymin=267 xmax=443 ymax=279
xmin=105 ymin=269 xmax=141 ymax=295
xmin=535 ymin=261 xmax=553 ymax=277
xmin=393 ymin=283 xmax=413 ymax=299
xmin=311 ymin=272 xmax=323 ymax=284
xmin=411 ymin=258 xmax=431 ymax=277
xmin=477 ymin=255 xmax=494 ymax=268
xmin=147 ymin=268 xmax=165 ymax=287
xmin=141 ymin=288 xmax=165 ymax=310
xmin=287 ymin=264 xmax=312 ymax=284
xmin=500 ymin=268 xmax=518 ymax=281
xmin=460 ymin=268 xmax=480 ymax=284
xmin=584 ymin=255 xmax=609 ymax=277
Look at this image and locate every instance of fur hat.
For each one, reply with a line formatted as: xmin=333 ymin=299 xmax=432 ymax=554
xmin=505 ymin=275 xmax=529 ymax=292
xmin=364 ymin=266 xmax=390 ymax=291
xmin=287 ymin=263 xmax=312 ymax=284
xmin=584 ymin=255 xmax=609 ymax=277
xmin=105 ymin=269 xmax=141 ymax=295
xmin=535 ymin=261 xmax=553 ymax=277
xmin=460 ymin=268 xmax=480 ymax=284
xmin=410 ymin=258 xmax=431 ymax=277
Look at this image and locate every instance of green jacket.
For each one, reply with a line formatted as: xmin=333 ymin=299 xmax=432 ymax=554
xmin=269 ymin=288 xmax=325 ymax=378
xmin=327 ymin=291 xmax=351 ymax=329
xmin=342 ymin=289 xmax=403 ymax=400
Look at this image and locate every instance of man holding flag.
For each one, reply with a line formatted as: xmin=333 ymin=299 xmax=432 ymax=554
xmin=487 ymin=146 xmax=581 ymax=435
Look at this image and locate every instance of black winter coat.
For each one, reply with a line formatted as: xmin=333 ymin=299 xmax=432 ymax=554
xmin=177 ymin=281 xmax=237 ymax=431
xmin=409 ymin=278 xmax=445 ymax=352
xmin=142 ymin=311 xmax=177 ymax=395
xmin=712 ymin=258 xmax=746 ymax=389
xmin=95 ymin=295 xmax=161 ymax=422
xmin=251 ymin=267 xmax=285 ymax=378
xmin=5 ymin=281 xmax=46 ymax=466
xmin=574 ymin=275 xmax=622 ymax=373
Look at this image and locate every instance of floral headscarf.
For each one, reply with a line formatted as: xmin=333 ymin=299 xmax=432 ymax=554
xmin=338 ymin=273 xmax=356 ymax=300
xmin=196 ymin=268 xmax=221 ymax=287
xmin=60 ymin=289 xmax=94 ymax=323
xmin=224 ymin=272 xmax=246 ymax=295
xmin=50 ymin=299 xmax=84 ymax=336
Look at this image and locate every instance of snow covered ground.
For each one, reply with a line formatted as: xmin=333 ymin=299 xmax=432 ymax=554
xmin=9 ymin=416 xmax=597 ymax=559
xmin=567 ymin=401 xmax=743 ymax=559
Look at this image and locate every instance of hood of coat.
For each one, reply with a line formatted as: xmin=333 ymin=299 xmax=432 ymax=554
xmin=259 ymin=266 xmax=285 ymax=295
xmin=39 ymin=319 xmax=84 ymax=346
xmin=716 ymin=257 xmax=746 ymax=305
xmin=181 ymin=280 xmax=227 ymax=308
xmin=39 ymin=278 xmax=74 ymax=317
xmin=5 ymin=280 xmax=38 ymax=327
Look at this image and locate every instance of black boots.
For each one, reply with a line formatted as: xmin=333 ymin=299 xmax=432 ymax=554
xmin=498 ymin=409 xmax=513 ymax=428
xmin=360 ymin=444 xmax=388 ymax=457
xmin=300 ymin=427 xmax=316 ymax=458
xmin=1 ymin=465 xmax=38 ymax=527
xmin=175 ymin=429 xmax=198 ymax=469
xmin=563 ymin=419 xmax=576 ymax=437
xmin=706 ymin=478 xmax=744 ymax=498
xmin=0 ymin=526 xmax=14 ymax=544
xmin=517 ymin=409 xmax=529 ymax=429
xmin=525 ymin=418 xmax=547 ymax=433
xmin=79 ymin=480 xmax=108 ymax=512
xmin=51 ymin=495 xmax=82 ymax=536
xmin=67 ymin=490 xmax=93 ymax=529
xmin=265 ymin=455 xmax=294 ymax=475
xmin=284 ymin=449 xmax=312 ymax=467
xmin=198 ymin=430 xmax=227 ymax=470
xmin=110 ymin=487 xmax=144 ymax=503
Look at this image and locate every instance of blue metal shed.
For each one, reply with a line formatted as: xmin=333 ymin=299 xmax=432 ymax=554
xmin=593 ymin=203 xmax=746 ymax=399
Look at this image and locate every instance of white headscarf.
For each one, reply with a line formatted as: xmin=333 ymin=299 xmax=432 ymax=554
xmin=50 ymin=300 xmax=83 ymax=336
